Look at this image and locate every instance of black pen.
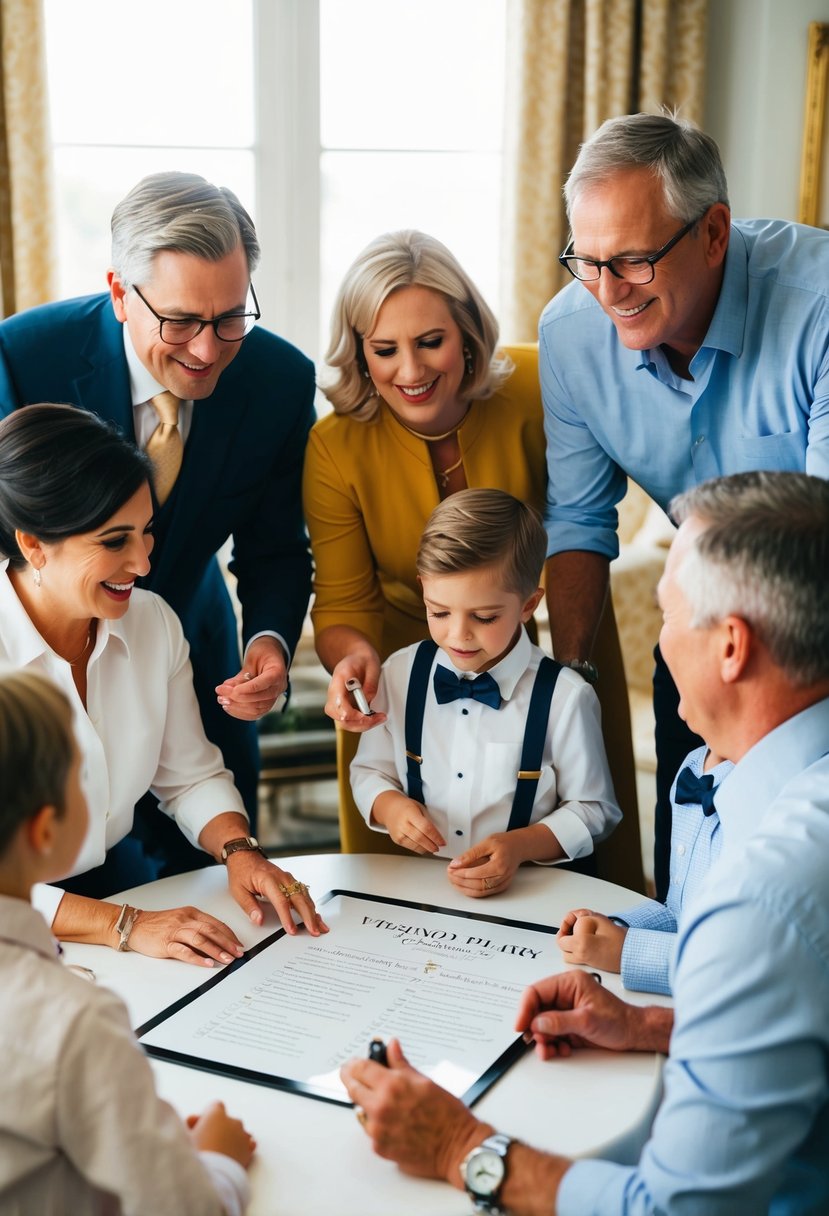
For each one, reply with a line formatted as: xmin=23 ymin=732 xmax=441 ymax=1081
xmin=368 ymin=1037 xmax=388 ymax=1066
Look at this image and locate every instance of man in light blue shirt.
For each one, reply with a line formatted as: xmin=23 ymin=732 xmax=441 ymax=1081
xmin=341 ymin=470 xmax=829 ymax=1215
xmin=538 ymin=113 xmax=829 ymax=900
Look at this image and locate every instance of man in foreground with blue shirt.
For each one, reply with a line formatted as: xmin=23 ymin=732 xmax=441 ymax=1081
xmin=342 ymin=470 xmax=829 ymax=1215
xmin=538 ymin=112 xmax=829 ymax=900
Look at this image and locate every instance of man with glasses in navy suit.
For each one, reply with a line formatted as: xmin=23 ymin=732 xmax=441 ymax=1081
xmin=0 ymin=172 xmax=315 ymax=882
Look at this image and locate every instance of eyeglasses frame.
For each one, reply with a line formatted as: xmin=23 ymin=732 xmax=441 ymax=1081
xmin=131 ymin=282 xmax=261 ymax=344
xmin=558 ymin=213 xmax=706 ymax=284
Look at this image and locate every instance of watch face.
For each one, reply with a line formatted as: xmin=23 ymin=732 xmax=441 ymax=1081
xmin=466 ymin=1149 xmax=505 ymax=1197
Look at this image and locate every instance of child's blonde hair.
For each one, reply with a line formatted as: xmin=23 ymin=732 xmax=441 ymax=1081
xmin=0 ymin=669 xmax=74 ymax=853
xmin=416 ymin=489 xmax=547 ymax=600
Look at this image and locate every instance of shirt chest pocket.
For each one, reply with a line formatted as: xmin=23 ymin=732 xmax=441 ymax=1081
xmin=733 ymin=430 xmax=806 ymax=472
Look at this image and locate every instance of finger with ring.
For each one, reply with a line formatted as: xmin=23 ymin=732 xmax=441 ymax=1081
xmin=355 ymin=1106 xmax=368 ymax=1127
xmin=483 ymin=877 xmax=493 ymax=890
xmin=279 ymin=881 xmax=310 ymax=899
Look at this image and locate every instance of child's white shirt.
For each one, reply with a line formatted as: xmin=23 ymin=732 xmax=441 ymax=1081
xmin=350 ymin=628 xmax=621 ymax=860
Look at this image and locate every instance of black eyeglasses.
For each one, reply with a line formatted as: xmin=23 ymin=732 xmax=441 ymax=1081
xmin=132 ymin=283 xmax=261 ymax=344
xmin=558 ymin=215 xmax=704 ymax=284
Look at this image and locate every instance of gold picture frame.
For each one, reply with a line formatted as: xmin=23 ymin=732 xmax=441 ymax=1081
xmin=799 ymin=22 xmax=829 ymax=227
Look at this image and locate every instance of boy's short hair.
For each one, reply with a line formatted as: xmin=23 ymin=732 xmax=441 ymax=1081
xmin=416 ymin=489 xmax=547 ymax=600
xmin=0 ymin=669 xmax=74 ymax=855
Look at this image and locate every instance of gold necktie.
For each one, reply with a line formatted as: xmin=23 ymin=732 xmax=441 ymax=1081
xmin=146 ymin=391 xmax=183 ymax=505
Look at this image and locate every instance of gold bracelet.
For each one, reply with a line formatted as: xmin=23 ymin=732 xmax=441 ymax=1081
xmin=114 ymin=903 xmax=140 ymax=952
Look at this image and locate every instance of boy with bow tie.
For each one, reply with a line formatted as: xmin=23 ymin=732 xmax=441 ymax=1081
xmin=557 ymin=746 xmax=733 ymax=994
xmin=350 ymin=489 xmax=621 ymax=896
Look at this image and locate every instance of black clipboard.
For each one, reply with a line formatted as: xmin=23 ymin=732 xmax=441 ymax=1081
xmin=136 ymin=890 xmax=558 ymax=1107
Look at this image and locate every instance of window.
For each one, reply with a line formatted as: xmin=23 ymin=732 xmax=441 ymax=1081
xmin=45 ymin=0 xmax=506 ymax=364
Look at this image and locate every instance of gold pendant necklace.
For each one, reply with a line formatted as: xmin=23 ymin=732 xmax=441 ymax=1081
xmin=393 ymin=404 xmax=471 ymax=443
xmin=438 ymin=453 xmax=464 ymax=488
xmin=66 ymin=624 xmax=95 ymax=666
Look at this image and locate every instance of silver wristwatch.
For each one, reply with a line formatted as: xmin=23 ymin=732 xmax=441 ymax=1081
xmin=460 ymin=1133 xmax=513 ymax=1214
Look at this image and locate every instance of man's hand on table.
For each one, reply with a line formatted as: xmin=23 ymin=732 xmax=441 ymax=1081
xmin=341 ymin=1038 xmax=487 ymax=1182
xmin=516 ymin=969 xmax=673 ymax=1058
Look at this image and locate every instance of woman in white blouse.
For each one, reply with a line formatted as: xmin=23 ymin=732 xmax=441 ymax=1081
xmin=0 ymin=404 xmax=325 ymax=964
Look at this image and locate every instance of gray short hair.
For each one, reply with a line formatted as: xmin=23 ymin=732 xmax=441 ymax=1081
xmin=417 ymin=488 xmax=547 ymax=601
xmin=565 ymin=112 xmax=730 ymax=224
xmin=670 ymin=472 xmax=829 ymax=686
xmin=111 ymin=171 xmax=260 ymax=286
xmin=322 ymin=230 xmax=512 ymax=420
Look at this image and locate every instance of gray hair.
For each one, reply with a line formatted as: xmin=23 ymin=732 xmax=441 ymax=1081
xmin=417 ymin=488 xmax=547 ymax=601
xmin=322 ymin=230 xmax=512 ymax=420
xmin=564 ymin=112 xmax=730 ymax=224
xmin=670 ymin=472 xmax=829 ymax=686
xmin=111 ymin=171 xmax=260 ymax=286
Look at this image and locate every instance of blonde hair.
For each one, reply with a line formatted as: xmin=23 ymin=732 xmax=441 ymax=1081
xmin=417 ymin=489 xmax=547 ymax=600
xmin=322 ymin=230 xmax=513 ymax=419
xmin=0 ymin=669 xmax=74 ymax=854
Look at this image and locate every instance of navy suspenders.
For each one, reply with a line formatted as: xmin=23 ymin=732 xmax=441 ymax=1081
xmin=403 ymin=639 xmax=561 ymax=829
xmin=404 ymin=639 xmax=438 ymax=805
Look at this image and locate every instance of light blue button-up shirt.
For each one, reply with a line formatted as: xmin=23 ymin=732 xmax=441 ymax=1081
xmin=614 ymin=747 xmax=732 ymax=996
xmin=540 ymin=219 xmax=829 ymax=559
xmin=559 ymin=697 xmax=829 ymax=1214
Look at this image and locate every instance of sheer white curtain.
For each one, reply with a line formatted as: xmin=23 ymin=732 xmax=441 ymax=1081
xmin=0 ymin=0 xmax=55 ymax=316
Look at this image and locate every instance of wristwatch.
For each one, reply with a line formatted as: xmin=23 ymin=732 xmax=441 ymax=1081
xmin=220 ymin=835 xmax=266 ymax=862
xmin=564 ymin=658 xmax=599 ymax=686
xmin=460 ymin=1133 xmax=513 ymax=1214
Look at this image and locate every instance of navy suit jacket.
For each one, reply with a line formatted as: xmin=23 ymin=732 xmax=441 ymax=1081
xmin=0 ymin=293 xmax=315 ymax=810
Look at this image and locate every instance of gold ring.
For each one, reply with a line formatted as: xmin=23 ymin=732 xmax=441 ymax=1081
xmin=279 ymin=881 xmax=309 ymax=899
xmin=483 ymin=877 xmax=492 ymax=890
xmin=355 ymin=1106 xmax=368 ymax=1127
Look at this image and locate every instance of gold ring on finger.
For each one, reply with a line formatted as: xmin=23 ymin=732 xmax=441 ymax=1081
xmin=279 ymin=880 xmax=309 ymax=898
xmin=355 ymin=1106 xmax=368 ymax=1127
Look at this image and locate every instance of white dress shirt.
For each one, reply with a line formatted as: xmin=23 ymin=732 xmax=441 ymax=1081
xmin=351 ymin=628 xmax=621 ymax=860
xmin=0 ymin=564 xmax=245 ymax=924
xmin=0 ymin=896 xmax=249 ymax=1216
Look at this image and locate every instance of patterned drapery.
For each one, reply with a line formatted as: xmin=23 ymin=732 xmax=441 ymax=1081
xmin=501 ymin=0 xmax=708 ymax=341
xmin=0 ymin=0 xmax=55 ymax=317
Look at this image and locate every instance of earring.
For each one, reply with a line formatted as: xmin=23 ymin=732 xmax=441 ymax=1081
xmin=463 ymin=346 xmax=474 ymax=376
xmin=33 ymin=566 xmax=42 ymax=588
xmin=362 ymin=368 xmax=370 ymax=379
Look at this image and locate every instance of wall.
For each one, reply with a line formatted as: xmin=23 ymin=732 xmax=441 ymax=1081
xmin=705 ymin=0 xmax=829 ymax=219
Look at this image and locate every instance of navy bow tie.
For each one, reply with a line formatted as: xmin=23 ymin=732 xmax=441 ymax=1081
xmin=674 ymin=765 xmax=718 ymax=816
xmin=433 ymin=666 xmax=502 ymax=710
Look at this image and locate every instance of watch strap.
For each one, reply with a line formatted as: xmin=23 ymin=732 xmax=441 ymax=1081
xmin=221 ymin=836 xmax=266 ymax=862
xmin=461 ymin=1133 xmax=513 ymax=1214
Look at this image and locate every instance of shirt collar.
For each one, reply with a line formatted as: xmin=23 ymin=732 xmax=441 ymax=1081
xmin=434 ymin=625 xmax=532 ymax=701
xmin=715 ymin=696 xmax=829 ymax=850
xmin=0 ymin=562 xmax=50 ymax=666
xmin=0 ymin=894 xmax=62 ymax=962
xmin=122 ymin=323 xmax=166 ymax=407
xmin=0 ymin=561 xmax=130 ymax=663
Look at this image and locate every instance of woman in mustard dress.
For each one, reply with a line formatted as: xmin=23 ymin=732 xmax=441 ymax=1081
xmin=302 ymin=230 xmax=639 ymax=883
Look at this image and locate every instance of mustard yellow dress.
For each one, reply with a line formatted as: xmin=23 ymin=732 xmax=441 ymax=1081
xmin=302 ymin=345 xmax=642 ymax=887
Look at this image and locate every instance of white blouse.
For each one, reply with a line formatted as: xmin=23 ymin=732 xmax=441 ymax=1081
xmin=0 ymin=563 xmax=245 ymax=923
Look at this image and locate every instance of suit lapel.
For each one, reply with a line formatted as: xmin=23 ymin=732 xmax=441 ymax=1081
xmin=72 ymin=304 xmax=135 ymax=440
